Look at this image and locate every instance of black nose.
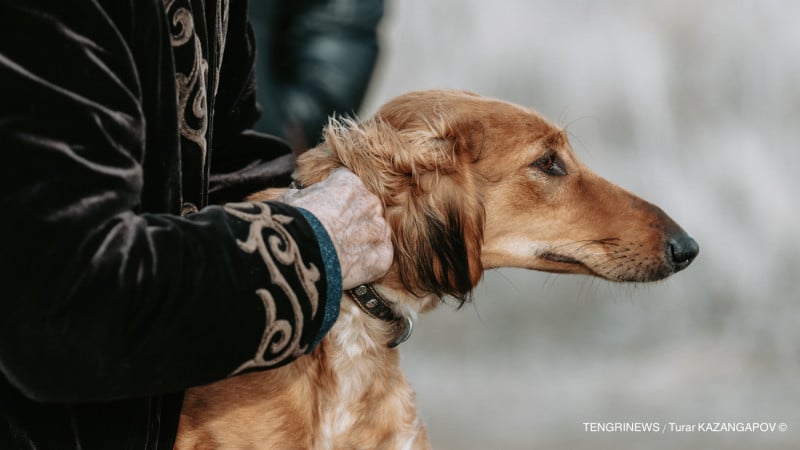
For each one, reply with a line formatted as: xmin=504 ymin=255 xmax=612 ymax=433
xmin=667 ymin=234 xmax=699 ymax=272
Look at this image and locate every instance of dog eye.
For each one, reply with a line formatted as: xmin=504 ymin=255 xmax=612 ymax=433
xmin=533 ymin=153 xmax=566 ymax=176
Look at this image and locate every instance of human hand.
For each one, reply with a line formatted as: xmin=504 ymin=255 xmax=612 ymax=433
xmin=278 ymin=169 xmax=393 ymax=289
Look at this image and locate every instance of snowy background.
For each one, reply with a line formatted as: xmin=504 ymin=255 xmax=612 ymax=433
xmin=359 ymin=1 xmax=800 ymax=449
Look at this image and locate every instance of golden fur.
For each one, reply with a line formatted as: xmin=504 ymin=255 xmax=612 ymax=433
xmin=175 ymin=90 xmax=694 ymax=449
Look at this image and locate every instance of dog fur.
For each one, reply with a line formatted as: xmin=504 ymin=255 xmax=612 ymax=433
xmin=175 ymin=90 xmax=696 ymax=449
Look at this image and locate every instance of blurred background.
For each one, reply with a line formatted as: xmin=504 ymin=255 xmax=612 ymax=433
xmin=352 ymin=0 xmax=800 ymax=449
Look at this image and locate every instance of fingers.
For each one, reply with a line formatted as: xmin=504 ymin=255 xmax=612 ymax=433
xmin=277 ymin=169 xmax=393 ymax=289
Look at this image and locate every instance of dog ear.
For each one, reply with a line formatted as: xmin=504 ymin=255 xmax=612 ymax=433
xmin=387 ymin=168 xmax=485 ymax=304
xmin=296 ymin=111 xmax=486 ymax=303
xmin=380 ymin=116 xmax=486 ymax=303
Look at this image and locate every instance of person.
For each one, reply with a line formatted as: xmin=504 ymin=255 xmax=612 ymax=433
xmin=248 ymin=0 xmax=385 ymax=151
xmin=0 ymin=1 xmax=393 ymax=449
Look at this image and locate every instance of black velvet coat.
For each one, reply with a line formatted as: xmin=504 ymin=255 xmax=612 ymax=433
xmin=0 ymin=1 xmax=339 ymax=448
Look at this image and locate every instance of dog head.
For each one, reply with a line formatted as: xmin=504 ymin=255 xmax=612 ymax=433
xmin=295 ymin=90 xmax=698 ymax=305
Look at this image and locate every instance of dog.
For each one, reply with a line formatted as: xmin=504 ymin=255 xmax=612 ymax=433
xmin=175 ymin=90 xmax=698 ymax=449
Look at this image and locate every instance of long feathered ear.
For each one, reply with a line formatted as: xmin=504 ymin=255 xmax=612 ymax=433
xmin=386 ymin=160 xmax=485 ymax=304
xmin=295 ymin=103 xmax=486 ymax=303
xmin=376 ymin=104 xmax=487 ymax=304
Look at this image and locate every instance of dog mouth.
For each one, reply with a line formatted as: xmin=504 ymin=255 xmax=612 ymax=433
xmin=539 ymin=250 xmax=672 ymax=282
xmin=537 ymin=252 xmax=597 ymax=275
xmin=540 ymin=252 xmax=582 ymax=265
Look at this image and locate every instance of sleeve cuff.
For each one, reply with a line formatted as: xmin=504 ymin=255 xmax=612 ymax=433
xmin=296 ymin=207 xmax=342 ymax=349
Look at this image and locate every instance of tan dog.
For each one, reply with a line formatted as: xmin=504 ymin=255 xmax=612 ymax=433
xmin=175 ymin=90 xmax=698 ymax=449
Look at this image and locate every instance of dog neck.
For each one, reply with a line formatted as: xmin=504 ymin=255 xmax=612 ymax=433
xmin=307 ymin=284 xmax=429 ymax=448
xmin=330 ymin=281 xmax=437 ymax=353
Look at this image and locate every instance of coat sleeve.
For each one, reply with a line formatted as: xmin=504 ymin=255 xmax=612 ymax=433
xmin=0 ymin=0 xmax=340 ymax=403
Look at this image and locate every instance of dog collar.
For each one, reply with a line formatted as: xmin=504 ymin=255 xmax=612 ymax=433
xmin=346 ymin=284 xmax=413 ymax=348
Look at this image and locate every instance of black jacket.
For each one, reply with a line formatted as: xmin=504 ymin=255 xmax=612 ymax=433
xmin=0 ymin=0 xmax=340 ymax=448
xmin=248 ymin=0 xmax=383 ymax=149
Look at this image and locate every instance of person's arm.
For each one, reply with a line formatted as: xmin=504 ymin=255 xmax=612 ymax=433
xmin=0 ymin=0 xmax=336 ymax=403
xmin=207 ymin=1 xmax=393 ymax=340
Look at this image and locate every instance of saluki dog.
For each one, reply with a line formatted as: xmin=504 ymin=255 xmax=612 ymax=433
xmin=175 ymin=90 xmax=699 ymax=449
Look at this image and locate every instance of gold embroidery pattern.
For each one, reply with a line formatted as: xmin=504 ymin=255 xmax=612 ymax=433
xmin=164 ymin=0 xmax=207 ymax=159
xmin=224 ymin=202 xmax=321 ymax=374
xmin=163 ymin=0 xmax=229 ymax=160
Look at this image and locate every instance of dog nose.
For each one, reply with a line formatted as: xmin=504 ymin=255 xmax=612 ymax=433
xmin=667 ymin=234 xmax=699 ymax=272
